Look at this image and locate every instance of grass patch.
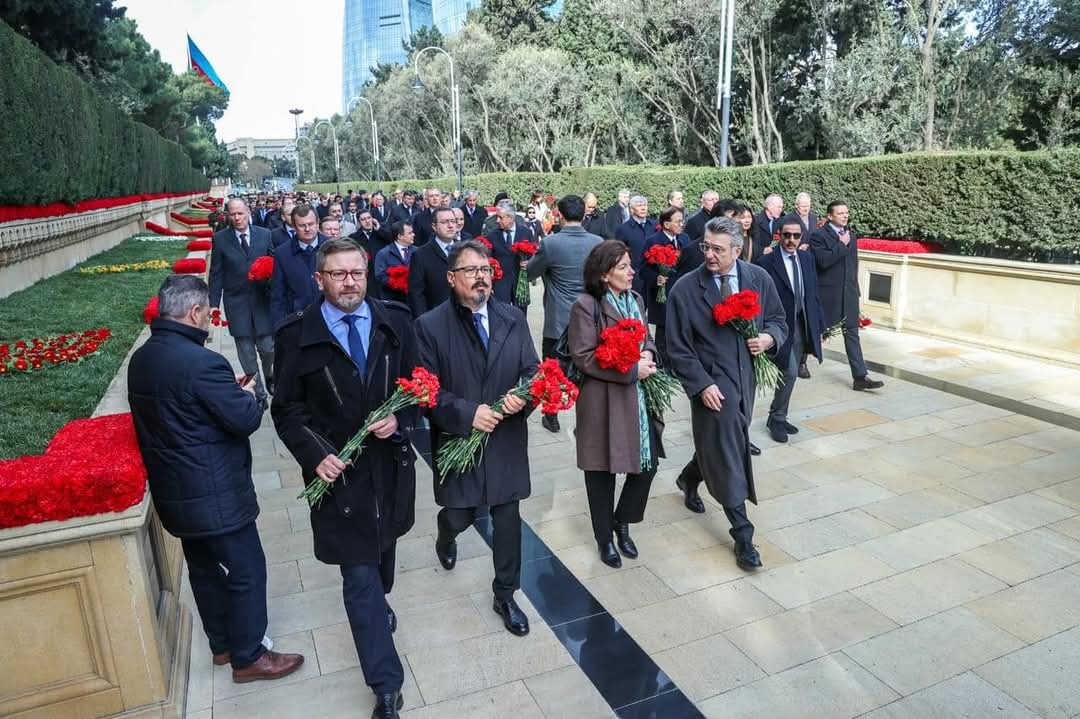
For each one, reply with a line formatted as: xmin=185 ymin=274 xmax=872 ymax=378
xmin=0 ymin=237 xmax=189 ymax=458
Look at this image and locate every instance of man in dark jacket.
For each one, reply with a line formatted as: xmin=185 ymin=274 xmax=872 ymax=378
xmin=639 ymin=206 xmax=691 ymax=362
xmin=751 ymin=194 xmax=785 ymax=260
xmin=270 ymin=204 xmax=323 ymax=327
xmin=461 ymin=190 xmax=487 ymax=237
xmin=407 ymin=209 xmax=457 ymax=317
xmin=272 ymin=239 xmax=418 ymax=719
xmin=604 ymin=189 xmax=631 ymax=239
xmin=129 ymin=274 xmax=305 ymax=684
xmin=684 ymin=190 xmax=720 ymax=243
xmin=485 ymin=203 xmax=535 ymax=311
xmin=416 ymin=240 xmax=539 ymax=637
xmin=614 ymin=195 xmax=656 ymax=294
xmin=809 ymin=201 xmax=884 ymax=392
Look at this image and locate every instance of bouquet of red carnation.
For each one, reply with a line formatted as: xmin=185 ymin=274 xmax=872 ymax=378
xmin=143 ymin=297 xmax=159 ymax=325
xmin=386 ymin=265 xmax=410 ymax=293
xmin=594 ymin=318 xmax=682 ymax=415
xmin=712 ymin=290 xmax=784 ymax=392
xmin=643 ymin=244 xmax=680 ymax=304
xmin=210 ymin=308 xmax=228 ymax=327
xmin=436 ymin=359 xmax=577 ymax=478
xmin=247 ymin=256 xmax=274 ymax=282
xmin=489 ymin=257 xmax=504 ymax=281
xmin=476 ymin=236 xmax=494 ymax=250
xmin=858 ymin=314 xmax=872 ymax=328
xmin=173 ymin=258 xmax=207 ymax=274
xmin=510 ymin=240 xmax=537 ymax=306
xmin=300 ymin=367 xmax=440 ymax=507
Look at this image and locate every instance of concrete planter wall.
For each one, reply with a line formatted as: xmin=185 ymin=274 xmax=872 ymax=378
xmin=858 ymin=251 xmax=1080 ymax=365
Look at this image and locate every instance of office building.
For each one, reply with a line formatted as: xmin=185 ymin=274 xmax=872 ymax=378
xmin=342 ymin=0 xmax=433 ymax=112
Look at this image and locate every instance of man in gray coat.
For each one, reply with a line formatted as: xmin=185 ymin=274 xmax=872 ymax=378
xmin=527 ymin=195 xmax=603 ymax=433
xmin=666 ymin=217 xmax=787 ymax=571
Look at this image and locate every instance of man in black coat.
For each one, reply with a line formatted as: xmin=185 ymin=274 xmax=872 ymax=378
xmin=751 ymin=193 xmax=785 ymax=260
xmin=270 ymin=199 xmax=298 ymax=247
xmin=407 ymin=209 xmax=458 ymax=317
xmin=390 ymin=190 xmax=418 ymax=223
xmin=416 ymin=240 xmax=539 ymax=637
xmin=350 ymin=210 xmax=393 ymax=264
xmin=272 ymin=239 xmax=418 ymax=718
xmin=684 ymin=190 xmax=720 ymax=244
xmin=809 ymin=201 xmax=884 ymax=392
xmin=604 ymin=189 xmax=631 ymax=239
xmin=757 ymin=219 xmax=825 ymax=441
xmin=639 ymin=206 xmax=691 ymax=362
xmin=581 ymin=193 xmax=607 ymax=237
xmin=269 ymin=205 xmax=323 ymax=327
xmin=486 ymin=203 xmax=535 ymax=311
xmin=614 ymin=195 xmax=656 ymax=294
xmin=411 ymin=189 xmax=439 ymax=247
xmin=129 ymin=274 xmax=304 ymax=684
xmin=209 ymin=198 xmax=275 ymax=404
xmin=461 ymin=190 xmax=487 ymax=237
xmin=370 ymin=192 xmax=392 ymax=227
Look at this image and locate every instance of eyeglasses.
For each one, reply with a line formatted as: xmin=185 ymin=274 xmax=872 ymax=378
xmin=323 ymin=269 xmax=367 ymax=281
xmin=451 ymin=265 xmax=494 ymax=278
xmin=699 ymin=242 xmax=731 ymax=254
xmin=780 ymin=232 xmax=802 ymax=239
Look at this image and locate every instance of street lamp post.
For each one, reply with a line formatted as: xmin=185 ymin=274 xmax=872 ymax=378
xmin=289 ymin=108 xmax=304 ymax=179
xmin=314 ymin=120 xmax=342 ymax=195
xmin=716 ymin=0 xmax=735 ymax=167
xmin=412 ymin=46 xmax=462 ymax=196
xmin=347 ymin=95 xmax=381 ymax=184
xmin=296 ymin=135 xmax=316 ymax=183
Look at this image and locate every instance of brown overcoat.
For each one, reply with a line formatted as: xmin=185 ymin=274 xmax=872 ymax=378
xmin=568 ymin=292 xmax=665 ymax=474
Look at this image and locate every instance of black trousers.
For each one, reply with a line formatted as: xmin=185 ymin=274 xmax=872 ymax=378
xmin=439 ymin=501 xmax=522 ymax=600
xmin=541 ymin=336 xmax=558 ymax=360
xmin=379 ymin=542 xmax=397 ymax=595
xmin=677 ymin=456 xmax=755 ymax=543
xmin=843 ymin=324 xmax=868 ymax=380
xmin=341 ymin=558 xmax=404 ymax=695
xmin=584 ymin=469 xmax=656 ymax=544
xmin=181 ymin=522 xmax=269 ymax=669
xmin=653 ymin=324 xmax=669 ymax=366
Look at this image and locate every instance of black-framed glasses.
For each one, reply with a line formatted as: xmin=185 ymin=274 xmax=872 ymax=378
xmin=323 ymin=269 xmax=367 ymax=281
xmin=451 ymin=265 xmax=494 ymax=278
xmin=780 ymin=232 xmax=802 ymax=239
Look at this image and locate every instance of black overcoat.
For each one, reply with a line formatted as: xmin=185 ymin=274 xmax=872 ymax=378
xmin=271 ymin=298 xmax=419 ymax=566
xmin=415 ymin=298 xmax=539 ymax=508
xmin=809 ymin=224 xmax=861 ymax=329
xmin=208 ymin=225 xmax=274 ymax=338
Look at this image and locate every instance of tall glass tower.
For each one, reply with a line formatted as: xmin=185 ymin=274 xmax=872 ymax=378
xmin=342 ymin=0 xmax=433 ymax=112
xmin=431 ymin=0 xmax=481 ymax=35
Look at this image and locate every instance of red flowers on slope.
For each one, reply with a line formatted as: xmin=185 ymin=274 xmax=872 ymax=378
xmin=0 ymin=329 xmax=111 ymax=374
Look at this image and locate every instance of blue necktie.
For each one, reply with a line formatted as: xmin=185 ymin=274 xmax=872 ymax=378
xmin=342 ymin=315 xmax=367 ymax=374
xmin=473 ymin=313 xmax=488 ymax=350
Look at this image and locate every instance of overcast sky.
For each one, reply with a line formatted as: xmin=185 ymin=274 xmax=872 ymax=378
xmin=119 ymin=0 xmax=343 ymax=142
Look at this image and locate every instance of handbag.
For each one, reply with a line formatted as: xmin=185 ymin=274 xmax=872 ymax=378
xmin=553 ymin=297 xmax=600 ymax=386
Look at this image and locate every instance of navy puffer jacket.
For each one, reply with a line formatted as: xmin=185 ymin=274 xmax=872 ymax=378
xmin=128 ymin=320 xmax=264 ymax=538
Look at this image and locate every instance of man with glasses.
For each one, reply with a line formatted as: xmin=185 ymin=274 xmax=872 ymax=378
xmin=640 ymin=206 xmax=690 ymax=362
xmin=270 ymin=204 xmax=325 ymax=327
xmin=757 ymin=219 xmax=825 ymax=441
xmin=667 ymin=217 xmax=786 ymax=571
xmin=408 ymin=207 xmax=460 ymax=317
xmin=416 ymin=239 xmax=540 ymax=637
xmin=272 ymin=238 xmax=418 ymax=719
xmin=486 ymin=203 xmax=535 ymax=312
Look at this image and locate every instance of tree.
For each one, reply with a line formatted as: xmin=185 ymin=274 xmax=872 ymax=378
xmin=0 ymin=0 xmax=124 ymax=70
xmin=471 ymin=0 xmax=556 ymax=50
xmin=271 ymin=156 xmax=296 ymax=178
xmin=238 ymin=156 xmax=273 ymax=187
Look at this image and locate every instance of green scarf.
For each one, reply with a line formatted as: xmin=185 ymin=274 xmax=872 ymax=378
xmin=606 ymin=290 xmax=652 ymax=473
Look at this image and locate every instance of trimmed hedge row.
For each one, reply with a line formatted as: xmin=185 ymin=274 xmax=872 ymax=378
xmin=0 ymin=20 xmax=207 ymax=207
xmin=299 ymin=151 xmax=1080 ymax=260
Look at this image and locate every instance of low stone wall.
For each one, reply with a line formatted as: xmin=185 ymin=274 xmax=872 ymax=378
xmin=858 ymin=251 xmax=1080 ymax=365
xmin=0 ymin=194 xmax=200 ymax=299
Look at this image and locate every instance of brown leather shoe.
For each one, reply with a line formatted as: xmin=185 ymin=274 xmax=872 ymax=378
xmin=212 ymin=652 xmax=230 ymax=666
xmin=231 ymin=650 xmax=304 ymax=683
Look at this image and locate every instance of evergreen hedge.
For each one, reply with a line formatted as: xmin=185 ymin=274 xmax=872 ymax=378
xmin=0 ymin=20 xmax=207 ymax=207
xmin=300 ymin=150 xmax=1080 ymax=260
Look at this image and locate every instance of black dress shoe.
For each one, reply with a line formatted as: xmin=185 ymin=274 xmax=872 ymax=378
xmin=783 ymin=421 xmax=799 ymax=434
xmin=598 ymin=540 xmax=622 ymax=568
xmin=676 ymin=475 xmax=706 ymax=514
xmin=614 ymin=523 xmax=638 ymax=559
xmin=434 ymin=532 xmax=457 ymax=571
xmin=797 ymin=362 xmax=811 ymax=379
xmin=541 ymin=413 xmax=560 ymax=433
xmin=734 ymin=540 xmax=763 ymax=570
xmin=766 ymin=420 xmax=788 ymax=444
xmin=853 ymin=376 xmax=885 ymax=391
xmin=493 ymin=597 xmax=530 ymax=636
xmin=386 ymin=604 xmax=397 ymax=634
xmin=371 ymin=690 xmax=404 ymax=718
xmin=750 ymin=442 xmax=762 ymax=456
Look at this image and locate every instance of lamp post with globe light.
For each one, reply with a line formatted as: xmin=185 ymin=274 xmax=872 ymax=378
xmin=412 ymin=46 xmax=462 ymax=197
xmin=347 ymin=95 xmax=381 ymax=183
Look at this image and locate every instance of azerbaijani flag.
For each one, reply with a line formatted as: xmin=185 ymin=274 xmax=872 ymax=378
xmin=187 ymin=35 xmax=229 ymax=94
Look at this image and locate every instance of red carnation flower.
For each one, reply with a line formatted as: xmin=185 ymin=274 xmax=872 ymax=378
xmin=173 ymin=258 xmax=207 ymax=274
xmin=386 ymin=265 xmax=410 ymax=293
xmin=489 ymin=257 xmax=504 ymax=281
xmin=476 ymin=236 xmax=494 ymax=250
xmin=510 ymin=240 xmax=538 ymax=257
xmin=247 ymin=256 xmax=274 ymax=281
xmin=143 ymin=296 xmax=160 ymax=324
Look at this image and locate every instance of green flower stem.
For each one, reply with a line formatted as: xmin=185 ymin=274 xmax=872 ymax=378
xmin=641 ymin=369 xmax=682 ymax=416
xmin=436 ymin=381 xmax=531 ymax=479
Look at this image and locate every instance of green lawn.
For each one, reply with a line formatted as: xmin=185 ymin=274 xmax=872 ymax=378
xmin=0 ymin=237 xmax=189 ymax=458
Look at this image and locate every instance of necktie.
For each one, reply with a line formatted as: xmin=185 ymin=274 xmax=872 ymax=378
xmin=503 ymin=231 xmax=510 ymax=246
xmin=719 ymin=274 xmax=732 ymax=299
xmin=789 ymin=253 xmax=803 ymax=308
xmin=342 ymin=315 xmax=367 ymax=374
xmin=473 ymin=313 xmax=489 ymax=350
xmin=402 ymin=246 xmax=410 ymax=263
xmin=240 ymin=232 xmax=249 ymax=254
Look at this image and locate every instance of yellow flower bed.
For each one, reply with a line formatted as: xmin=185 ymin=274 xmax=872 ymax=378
xmin=78 ymin=260 xmax=170 ymax=275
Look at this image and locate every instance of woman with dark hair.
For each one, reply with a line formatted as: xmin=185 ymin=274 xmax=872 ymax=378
xmin=734 ymin=205 xmax=759 ymax=262
xmin=568 ymin=240 xmax=665 ymax=568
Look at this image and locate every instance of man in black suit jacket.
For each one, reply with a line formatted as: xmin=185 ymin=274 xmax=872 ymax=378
xmin=485 ymin=204 xmax=535 ymax=311
xmin=604 ymin=189 xmax=631 ymax=239
xmin=270 ymin=199 xmax=299 ymax=246
xmin=407 ymin=208 xmax=458 ymax=316
xmin=412 ymin=190 xmax=439 ymax=247
xmin=390 ymin=190 xmax=417 ymax=223
xmin=640 ymin=206 xmax=691 ymax=362
xmin=461 ymin=190 xmax=487 ymax=237
xmin=809 ymin=201 xmax=884 ymax=392
xmin=350 ymin=210 xmax=392 ymax=264
xmin=614 ymin=195 xmax=656 ymax=294
xmin=208 ymin=198 xmax=275 ymax=404
xmin=751 ymin=194 xmax=785 ymax=260
xmin=757 ymin=218 xmax=825 ymax=441
xmin=685 ymin=190 xmax=720 ymax=243
xmin=370 ymin=192 xmax=392 ymax=227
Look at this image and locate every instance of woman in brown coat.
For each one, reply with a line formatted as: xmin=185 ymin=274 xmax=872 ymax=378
xmin=568 ymin=240 xmax=666 ymax=568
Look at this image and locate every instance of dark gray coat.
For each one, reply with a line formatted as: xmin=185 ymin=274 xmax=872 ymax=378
xmin=665 ymin=261 xmax=786 ymax=506
xmin=526 ymin=224 xmax=603 ymax=339
xmin=810 ymin=223 xmax=861 ymax=329
xmin=416 ymin=298 xmax=539 ymax=508
xmin=208 ymin=225 xmax=274 ymax=338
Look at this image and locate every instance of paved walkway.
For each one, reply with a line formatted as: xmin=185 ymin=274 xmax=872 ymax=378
xmin=180 ymin=293 xmax=1080 ymax=719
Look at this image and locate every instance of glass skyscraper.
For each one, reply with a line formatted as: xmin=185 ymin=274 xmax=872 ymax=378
xmin=431 ymin=0 xmax=481 ymax=35
xmin=342 ymin=0 xmax=433 ymax=112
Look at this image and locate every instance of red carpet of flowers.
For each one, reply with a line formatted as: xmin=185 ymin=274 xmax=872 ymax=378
xmin=0 ymin=191 xmax=203 ymax=224
xmin=386 ymin=265 xmax=410 ymax=293
xmin=172 ymin=258 xmax=207 ymax=274
xmin=187 ymin=240 xmax=212 ymax=251
xmin=247 ymin=256 xmax=274 ymax=281
xmin=0 ymin=329 xmax=111 ymax=375
xmin=858 ymin=238 xmax=943 ymax=254
xmin=170 ymin=211 xmax=209 ymax=226
xmin=596 ymin=319 xmax=648 ymax=374
xmin=0 ymin=413 xmax=148 ymax=529
xmin=145 ymin=221 xmax=212 ymax=238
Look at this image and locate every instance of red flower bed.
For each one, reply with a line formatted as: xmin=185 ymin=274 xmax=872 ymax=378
xmin=186 ymin=240 xmax=212 ymax=251
xmin=0 ymin=329 xmax=111 ymax=375
xmin=858 ymin=238 xmax=943 ymax=254
xmin=172 ymin=258 xmax=207 ymax=274
xmin=0 ymin=191 xmax=204 ymax=224
xmin=0 ymin=413 xmax=148 ymax=529
xmin=171 ymin=211 xmax=209 ymax=226
xmin=386 ymin=265 xmax=410 ymax=293
xmin=247 ymin=256 xmax=274 ymax=281
xmin=145 ymin=221 xmax=212 ymax=238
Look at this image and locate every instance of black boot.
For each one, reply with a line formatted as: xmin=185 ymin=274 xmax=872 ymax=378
xmin=676 ymin=475 xmax=706 ymax=514
xmin=371 ymin=691 xmax=403 ymax=718
xmin=598 ymin=539 xmax=622 ymax=568
xmin=614 ymin=523 xmax=638 ymax=559
xmin=434 ymin=530 xmax=457 ymax=571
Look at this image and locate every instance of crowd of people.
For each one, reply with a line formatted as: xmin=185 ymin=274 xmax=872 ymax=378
xmin=130 ymin=184 xmax=885 ymax=718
